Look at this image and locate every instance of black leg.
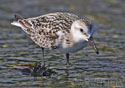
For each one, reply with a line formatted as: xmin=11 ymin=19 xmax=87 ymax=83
xmin=41 ymin=47 xmax=45 ymax=65
xmin=66 ymin=53 xmax=70 ymax=65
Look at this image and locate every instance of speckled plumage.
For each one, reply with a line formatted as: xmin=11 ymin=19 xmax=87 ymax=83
xmin=11 ymin=12 xmax=99 ymax=64
xmin=28 ymin=12 xmax=79 ymax=49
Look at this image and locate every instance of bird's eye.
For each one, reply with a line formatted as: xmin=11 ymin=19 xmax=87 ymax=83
xmin=80 ymin=28 xmax=83 ymax=32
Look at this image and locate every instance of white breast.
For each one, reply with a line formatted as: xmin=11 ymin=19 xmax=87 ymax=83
xmin=57 ymin=41 xmax=88 ymax=53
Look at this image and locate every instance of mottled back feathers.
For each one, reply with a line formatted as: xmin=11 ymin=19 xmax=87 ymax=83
xmin=12 ymin=12 xmax=79 ymax=49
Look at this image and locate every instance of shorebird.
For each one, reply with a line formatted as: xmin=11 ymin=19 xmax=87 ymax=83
xmin=11 ymin=12 xmax=99 ymax=65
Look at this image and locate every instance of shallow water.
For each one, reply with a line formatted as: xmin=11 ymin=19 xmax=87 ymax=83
xmin=0 ymin=0 xmax=125 ymax=88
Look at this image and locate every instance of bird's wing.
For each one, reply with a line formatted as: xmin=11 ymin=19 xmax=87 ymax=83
xmin=11 ymin=12 xmax=78 ymax=49
xmin=27 ymin=13 xmax=79 ymax=49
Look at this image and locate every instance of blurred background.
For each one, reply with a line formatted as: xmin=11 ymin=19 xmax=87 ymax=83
xmin=0 ymin=0 xmax=125 ymax=88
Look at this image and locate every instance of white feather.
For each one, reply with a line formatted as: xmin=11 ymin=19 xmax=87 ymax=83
xmin=11 ymin=21 xmax=22 ymax=28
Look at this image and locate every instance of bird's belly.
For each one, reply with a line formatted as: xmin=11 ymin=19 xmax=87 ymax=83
xmin=58 ymin=41 xmax=88 ymax=53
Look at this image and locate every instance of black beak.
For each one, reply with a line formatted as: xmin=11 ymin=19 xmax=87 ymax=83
xmin=89 ymin=36 xmax=99 ymax=54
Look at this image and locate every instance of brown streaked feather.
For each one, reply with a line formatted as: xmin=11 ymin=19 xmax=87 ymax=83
xmin=23 ymin=19 xmax=32 ymax=27
xmin=18 ymin=20 xmax=34 ymax=35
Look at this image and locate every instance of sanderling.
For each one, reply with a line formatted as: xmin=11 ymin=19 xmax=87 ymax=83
xmin=11 ymin=12 xmax=99 ymax=65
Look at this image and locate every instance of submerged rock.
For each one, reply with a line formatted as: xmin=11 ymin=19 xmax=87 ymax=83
xmin=22 ymin=62 xmax=55 ymax=76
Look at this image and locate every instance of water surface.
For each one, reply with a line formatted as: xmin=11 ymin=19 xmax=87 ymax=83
xmin=0 ymin=0 xmax=125 ymax=88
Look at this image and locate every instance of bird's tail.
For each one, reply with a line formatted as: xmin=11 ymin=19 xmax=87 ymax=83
xmin=11 ymin=14 xmax=24 ymax=27
xmin=11 ymin=14 xmax=34 ymax=35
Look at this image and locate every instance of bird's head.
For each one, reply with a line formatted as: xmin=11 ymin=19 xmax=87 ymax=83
xmin=71 ymin=19 xmax=94 ymax=41
xmin=71 ymin=19 xmax=99 ymax=54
